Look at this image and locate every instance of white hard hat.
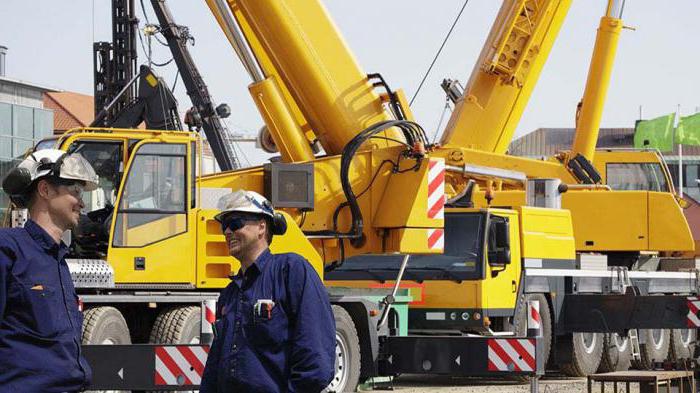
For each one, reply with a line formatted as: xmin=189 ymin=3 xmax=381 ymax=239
xmin=2 ymin=149 xmax=99 ymax=199
xmin=214 ymin=190 xmax=275 ymax=223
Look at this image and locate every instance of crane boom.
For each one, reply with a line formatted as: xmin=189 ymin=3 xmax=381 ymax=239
xmin=570 ymin=3 xmax=623 ymax=162
xmin=206 ymin=0 xmax=405 ymax=160
xmin=150 ymin=0 xmax=240 ymax=171
xmin=440 ymin=0 xmax=572 ymax=153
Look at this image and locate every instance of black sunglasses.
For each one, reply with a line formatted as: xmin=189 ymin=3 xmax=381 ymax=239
xmin=220 ymin=215 xmax=260 ymax=233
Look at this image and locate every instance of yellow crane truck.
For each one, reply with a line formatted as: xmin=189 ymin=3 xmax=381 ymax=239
xmin=5 ymin=0 xmax=700 ymax=391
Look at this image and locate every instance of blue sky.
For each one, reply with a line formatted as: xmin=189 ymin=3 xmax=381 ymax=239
xmin=1 ymin=1 xmax=698 ymax=165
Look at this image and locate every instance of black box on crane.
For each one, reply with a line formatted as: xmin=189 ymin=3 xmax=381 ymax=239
xmin=263 ymin=162 xmax=314 ymax=211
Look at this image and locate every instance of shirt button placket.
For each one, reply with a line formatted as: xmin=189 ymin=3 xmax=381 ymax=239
xmin=230 ymin=291 xmax=243 ymax=377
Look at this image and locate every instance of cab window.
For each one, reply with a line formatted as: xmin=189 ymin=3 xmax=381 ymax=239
xmin=113 ymin=143 xmax=187 ymax=247
xmin=67 ymin=141 xmax=123 ymax=213
xmin=606 ymin=163 xmax=669 ymax=192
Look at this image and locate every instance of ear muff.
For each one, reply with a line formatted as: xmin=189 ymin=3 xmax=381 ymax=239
xmin=271 ymin=212 xmax=287 ymax=236
xmin=2 ymin=167 xmax=33 ymax=196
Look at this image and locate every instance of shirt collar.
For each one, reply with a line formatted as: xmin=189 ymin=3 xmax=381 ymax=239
xmin=231 ymin=248 xmax=272 ymax=281
xmin=24 ymin=219 xmax=66 ymax=253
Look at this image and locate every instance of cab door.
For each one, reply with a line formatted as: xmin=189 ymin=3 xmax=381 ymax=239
xmin=482 ymin=211 xmax=521 ymax=312
xmin=107 ymin=139 xmax=197 ymax=285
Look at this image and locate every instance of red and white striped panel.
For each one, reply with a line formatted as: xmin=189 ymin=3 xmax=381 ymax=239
xmin=201 ymin=299 xmax=216 ymax=334
xmin=687 ymin=297 xmax=700 ymax=328
xmin=487 ymin=338 xmax=536 ymax=372
xmin=527 ymin=300 xmax=541 ymax=331
xmin=427 ymin=158 xmax=445 ymax=220
xmin=427 ymin=228 xmax=444 ymax=251
xmin=155 ymin=346 xmax=210 ymax=386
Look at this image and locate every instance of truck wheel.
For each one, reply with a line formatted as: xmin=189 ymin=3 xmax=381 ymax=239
xmin=326 ymin=305 xmax=360 ymax=393
xmin=149 ymin=306 xmax=201 ymax=344
xmin=559 ymin=332 xmax=603 ymax=376
xmin=634 ymin=329 xmax=670 ymax=369
xmin=513 ymin=293 xmax=552 ymax=368
xmin=83 ymin=306 xmax=131 ymax=345
xmin=598 ymin=333 xmax=632 ymax=372
xmin=82 ymin=307 xmax=131 ymax=393
xmin=670 ymin=329 xmax=696 ymax=361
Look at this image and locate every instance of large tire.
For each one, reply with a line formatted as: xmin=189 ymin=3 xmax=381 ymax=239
xmin=82 ymin=307 xmax=131 ymax=393
xmin=670 ymin=329 xmax=696 ymax=362
xmin=326 ymin=305 xmax=361 ymax=393
xmin=82 ymin=306 xmax=131 ymax=345
xmin=670 ymin=329 xmax=696 ymax=361
xmin=513 ymin=293 xmax=552 ymax=368
xmin=559 ymin=332 xmax=604 ymax=376
xmin=634 ymin=329 xmax=670 ymax=369
xmin=149 ymin=306 xmax=201 ymax=344
xmin=598 ymin=333 xmax=632 ymax=372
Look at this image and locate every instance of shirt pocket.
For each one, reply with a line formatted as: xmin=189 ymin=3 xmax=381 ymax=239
xmin=11 ymin=282 xmax=68 ymax=338
xmin=245 ymin=302 xmax=288 ymax=349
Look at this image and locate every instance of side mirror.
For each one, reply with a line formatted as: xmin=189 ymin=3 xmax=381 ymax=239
xmin=487 ymin=216 xmax=511 ymax=265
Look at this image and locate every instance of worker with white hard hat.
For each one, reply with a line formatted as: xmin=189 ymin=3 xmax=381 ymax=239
xmin=0 ymin=149 xmax=96 ymax=391
xmin=201 ymin=190 xmax=335 ymax=393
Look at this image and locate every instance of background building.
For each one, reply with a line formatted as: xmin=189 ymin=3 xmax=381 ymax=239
xmin=0 ymin=46 xmax=59 ymax=214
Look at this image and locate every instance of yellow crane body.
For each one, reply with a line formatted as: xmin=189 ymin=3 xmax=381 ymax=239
xmin=327 ymin=206 xmax=575 ymax=316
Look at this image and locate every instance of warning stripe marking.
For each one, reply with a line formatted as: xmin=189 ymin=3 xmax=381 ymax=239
xmin=427 ymin=228 xmax=444 ymax=251
xmin=428 ymin=170 xmax=444 ymax=195
xmin=487 ymin=346 xmax=508 ymax=371
xmin=498 ymin=339 xmax=531 ymax=372
xmin=205 ymin=306 xmax=216 ymax=324
xmin=155 ymin=346 xmax=210 ymax=386
xmin=165 ymin=346 xmax=199 ymax=385
xmin=688 ymin=297 xmax=700 ymax=327
xmin=177 ymin=346 xmax=206 ymax=377
xmin=427 ymin=158 xmax=445 ymax=220
xmin=487 ymin=339 xmax=535 ymax=372
xmin=488 ymin=339 xmax=517 ymax=371
xmin=528 ymin=303 xmax=541 ymax=329
xmin=510 ymin=339 xmax=535 ymax=369
xmin=156 ymin=347 xmax=186 ymax=385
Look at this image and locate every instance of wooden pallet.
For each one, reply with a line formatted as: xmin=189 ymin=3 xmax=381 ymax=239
xmin=587 ymin=370 xmax=695 ymax=393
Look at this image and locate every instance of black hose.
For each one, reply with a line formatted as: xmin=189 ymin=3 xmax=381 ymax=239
xmin=306 ymin=120 xmax=429 ymax=249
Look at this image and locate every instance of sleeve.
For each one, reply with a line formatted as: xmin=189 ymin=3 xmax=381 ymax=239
xmin=0 ymin=241 xmax=16 ymax=325
xmin=286 ymin=256 xmax=336 ymax=393
xmin=199 ymin=287 xmax=229 ymax=393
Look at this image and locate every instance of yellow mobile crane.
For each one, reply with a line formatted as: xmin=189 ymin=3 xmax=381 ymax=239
xmin=7 ymin=0 xmax=700 ymax=390
xmin=434 ymin=0 xmax=693 ymax=373
xmin=202 ymin=0 xmax=696 ymax=376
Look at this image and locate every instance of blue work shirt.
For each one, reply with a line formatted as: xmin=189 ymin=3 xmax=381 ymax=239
xmin=0 ymin=220 xmax=92 ymax=392
xmin=200 ymin=249 xmax=335 ymax=393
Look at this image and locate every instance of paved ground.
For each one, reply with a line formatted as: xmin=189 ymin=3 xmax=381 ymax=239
xmin=365 ymin=375 xmax=642 ymax=392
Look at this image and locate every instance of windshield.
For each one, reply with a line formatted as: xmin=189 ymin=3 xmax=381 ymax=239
xmin=325 ymin=212 xmax=486 ymax=281
xmin=606 ymin=163 xmax=669 ymax=192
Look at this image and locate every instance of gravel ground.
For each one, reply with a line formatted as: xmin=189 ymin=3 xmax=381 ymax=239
xmin=362 ymin=375 xmax=642 ymax=393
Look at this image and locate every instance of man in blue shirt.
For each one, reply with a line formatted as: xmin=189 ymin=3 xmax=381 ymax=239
xmin=0 ymin=149 xmax=98 ymax=392
xmin=200 ymin=190 xmax=335 ymax=393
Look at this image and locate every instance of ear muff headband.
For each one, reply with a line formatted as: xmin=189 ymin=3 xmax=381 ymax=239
xmin=35 ymin=152 xmax=68 ymax=179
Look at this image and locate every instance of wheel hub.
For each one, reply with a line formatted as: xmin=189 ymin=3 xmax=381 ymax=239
xmin=326 ymin=332 xmax=349 ymax=392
